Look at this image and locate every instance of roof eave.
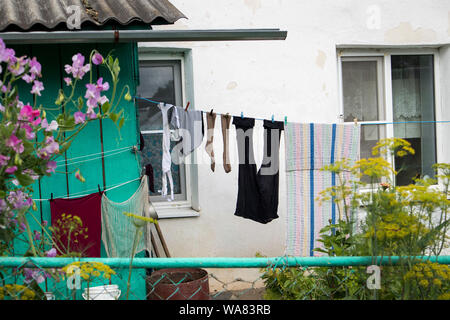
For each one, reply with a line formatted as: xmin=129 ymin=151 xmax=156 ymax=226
xmin=0 ymin=29 xmax=288 ymax=44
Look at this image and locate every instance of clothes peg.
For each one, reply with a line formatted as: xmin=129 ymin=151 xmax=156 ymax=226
xmin=284 ymin=116 xmax=288 ymax=126
xmin=354 ymin=118 xmax=358 ymax=126
xmin=271 ymin=115 xmax=275 ymax=123
xmin=241 ymin=112 xmax=244 ymax=119
xmin=98 ymin=185 xmax=102 ymax=194
xmin=185 ymin=101 xmax=190 ymax=111
xmin=50 ymin=193 xmax=54 ymax=201
xmin=210 ymin=109 xmax=214 ymax=116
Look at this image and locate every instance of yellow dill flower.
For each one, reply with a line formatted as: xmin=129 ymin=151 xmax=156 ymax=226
xmin=432 ymin=279 xmax=442 ymax=287
xmin=419 ymin=279 xmax=429 ymax=287
xmin=438 ymin=292 xmax=450 ymax=300
xmin=122 ymin=211 xmax=157 ymax=228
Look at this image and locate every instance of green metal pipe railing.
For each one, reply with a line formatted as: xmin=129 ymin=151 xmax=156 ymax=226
xmin=0 ymin=256 xmax=449 ymax=269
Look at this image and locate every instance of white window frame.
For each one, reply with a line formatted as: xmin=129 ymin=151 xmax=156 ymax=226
xmin=138 ymin=48 xmax=200 ymax=218
xmin=337 ymin=47 xmax=443 ymax=189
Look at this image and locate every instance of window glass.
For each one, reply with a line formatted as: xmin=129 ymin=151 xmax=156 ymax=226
xmin=342 ymin=60 xmax=381 ymax=122
xmin=342 ymin=58 xmax=386 ymax=183
xmin=137 ymin=60 xmax=186 ymax=201
xmin=391 ymin=55 xmax=436 ymax=185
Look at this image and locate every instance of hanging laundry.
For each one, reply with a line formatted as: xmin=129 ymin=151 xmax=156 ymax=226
xmin=157 ymin=102 xmax=175 ymax=201
xmin=284 ymin=123 xmax=360 ymax=257
xmin=144 ymin=163 xmax=155 ymax=193
xmin=232 ymin=117 xmax=284 ymax=224
xmin=221 ymin=114 xmax=232 ymax=173
xmin=139 ymin=132 xmax=145 ymax=151
xmin=101 ymin=176 xmax=154 ymax=258
xmin=256 ymin=120 xmax=284 ymax=221
xmin=205 ymin=111 xmax=217 ymax=172
xmin=170 ymin=106 xmax=204 ymax=158
xmin=50 ymin=192 xmax=103 ymax=257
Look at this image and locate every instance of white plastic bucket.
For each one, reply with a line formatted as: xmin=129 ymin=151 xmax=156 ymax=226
xmin=82 ymin=285 xmax=121 ymax=300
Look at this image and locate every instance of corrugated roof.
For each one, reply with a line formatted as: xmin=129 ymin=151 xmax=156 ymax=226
xmin=0 ymin=0 xmax=187 ymax=31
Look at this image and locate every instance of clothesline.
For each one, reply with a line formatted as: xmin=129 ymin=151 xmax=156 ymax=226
xmin=56 ymin=145 xmax=134 ymax=164
xmin=32 ymin=177 xmax=141 ymax=201
xmin=134 ymin=96 xmax=450 ymax=126
xmin=135 ymin=96 xmax=275 ymax=122
xmin=56 ymin=147 xmax=134 ymax=168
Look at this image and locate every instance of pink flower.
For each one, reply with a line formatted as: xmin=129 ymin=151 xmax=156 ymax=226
xmin=8 ymin=56 xmax=27 ymax=76
xmin=74 ymin=111 xmax=86 ymax=124
xmin=63 ymin=77 xmax=72 ymax=86
xmin=46 ymin=248 xmax=57 ymax=257
xmin=92 ymin=52 xmax=104 ymax=65
xmin=22 ymin=124 xmax=35 ymax=140
xmin=29 ymin=57 xmax=41 ymax=76
xmin=38 ymin=136 xmax=59 ymax=159
xmin=65 ymin=53 xmax=90 ymax=80
xmin=5 ymin=166 xmax=17 ymax=174
xmin=87 ymin=110 xmax=97 ymax=119
xmin=75 ymin=169 xmax=85 ymax=183
xmin=24 ymin=268 xmax=46 ymax=284
xmin=7 ymin=190 xmax=33 ymax=210
xmin=96 ymin=77 xmax=109 ymax=91
xmin=41 ymin=119 xmax=58 ymax=132
xmin=22 ymin=73 xmax=35 ymax=84
xmin=31 ymin=80 xmax=44 ymax=96
xmin=0 ymin=155 xmax=10 ymax=166
xmin=6 ymin=134 xmax=24 ymax=154
xmin=0 ymin=47 xmax=16 ymax=64
xmin=19 ymin=104 xmax=41 ymax=126
xmin=84 ymin=77 xmax=109 ymax=111
xmin=46 ymin=160 xmax=57 ymax=174
xmin=19 ymin=104 xmax=33 ymax=119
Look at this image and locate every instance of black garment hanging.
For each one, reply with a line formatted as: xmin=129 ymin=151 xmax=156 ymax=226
xmin=256 ymin=120 xmax=284 ymax=221
xmin=144 ymin=163 xmax=155 ymax=193
xmin=232 ymin=117 xmax=284 ymax=224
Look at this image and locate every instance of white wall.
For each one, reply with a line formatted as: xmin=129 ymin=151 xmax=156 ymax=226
xmin=139 ymin=0 xmax=450 ymax=286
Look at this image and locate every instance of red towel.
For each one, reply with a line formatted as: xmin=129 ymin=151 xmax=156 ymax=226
xmin=50 ymin=192 xmax=102 ymax=257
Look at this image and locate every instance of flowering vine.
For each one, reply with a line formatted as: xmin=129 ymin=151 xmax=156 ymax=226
xmin=0 ymin=38 xmax=131 ymax=259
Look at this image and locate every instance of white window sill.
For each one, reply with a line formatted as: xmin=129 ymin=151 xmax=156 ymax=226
xmin=152 ymin=201 xmax=200 ymax=219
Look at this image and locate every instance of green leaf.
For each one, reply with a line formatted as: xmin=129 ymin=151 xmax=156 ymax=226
xmin=118 ymin=117 xmax=125 ymax=129
xmin=101 ymin=101 xmax=111 ymax=114
xmin=15 ymin=172 xmax=35 ymax=187
xmin=77 ymin=97 xmax=84 ymax=110
xmin=109 ymin=113 xmax=118 ymax=123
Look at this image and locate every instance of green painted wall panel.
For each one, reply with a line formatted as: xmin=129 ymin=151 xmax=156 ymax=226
xmin=8 ymin=42 xmax=145 ymax=300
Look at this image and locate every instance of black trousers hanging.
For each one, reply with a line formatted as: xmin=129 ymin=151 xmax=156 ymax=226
xmin=232 ymin=117 xmax=284 ymax=224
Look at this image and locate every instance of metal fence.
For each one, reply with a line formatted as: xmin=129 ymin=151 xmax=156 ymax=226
xmin=0 ymin=256 xmax=449 ymax=300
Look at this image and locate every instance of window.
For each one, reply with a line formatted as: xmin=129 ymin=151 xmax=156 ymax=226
xmin=340 ymin=52 xmax=437 ymax=186
xmin=137 ymin=60 xmax=187 ymax=202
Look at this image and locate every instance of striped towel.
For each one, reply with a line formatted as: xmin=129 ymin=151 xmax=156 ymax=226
xmin=284 ymin=123 xmax=360 ymax=256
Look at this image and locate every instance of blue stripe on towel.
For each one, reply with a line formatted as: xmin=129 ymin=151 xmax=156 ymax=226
xmin=331 ymin=124 xmax=337 ymax=227
xmin=309 ymin=123 xmax=314 ymax=257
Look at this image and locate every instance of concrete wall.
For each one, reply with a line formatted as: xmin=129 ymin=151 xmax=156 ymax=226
xmin=139 ymin=0 xmax=450 ymax=288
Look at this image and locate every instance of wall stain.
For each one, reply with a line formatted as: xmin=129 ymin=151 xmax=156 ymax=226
xmin=244 ymin=0 xmax=262 ymax=14
xmin=227 ymin=81 xmax=238 ymax=90
xmin=315 ymin=50 xmax=326 ymax=69
xmin=384 ymin=22 xmax=437 ymax=43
